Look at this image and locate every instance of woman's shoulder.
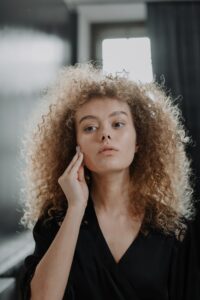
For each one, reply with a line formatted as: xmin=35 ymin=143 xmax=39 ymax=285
xmin=160 ymin=218 xmax=198 ymax=253
xmin=146 ymin=218 xmax=192 ymax=246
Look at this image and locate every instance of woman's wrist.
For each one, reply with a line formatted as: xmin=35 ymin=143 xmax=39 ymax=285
xmin=67 ymin=203 xmax=87 ymax=216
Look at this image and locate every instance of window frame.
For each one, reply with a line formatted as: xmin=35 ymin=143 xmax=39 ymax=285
xmin=77 ymin=3 xmax=146 ymax=62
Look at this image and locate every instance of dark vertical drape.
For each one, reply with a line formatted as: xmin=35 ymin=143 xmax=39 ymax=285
xmin=147 ymin=1 xmax=200 ymax=262
xmin=147 ymin=1 xmax=200 ymax=201
xmin=68 ymin=9 xmax=78 ymax=65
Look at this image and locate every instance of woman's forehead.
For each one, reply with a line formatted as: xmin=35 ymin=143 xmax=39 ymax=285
xmin=75 ymin=97 xmax=131 ymax=120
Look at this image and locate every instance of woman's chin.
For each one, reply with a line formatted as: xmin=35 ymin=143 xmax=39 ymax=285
xmin=89 ymin=165 xmax=128 ymax=175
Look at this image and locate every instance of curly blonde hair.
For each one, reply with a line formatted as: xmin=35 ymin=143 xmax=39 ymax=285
xmin=20 ymin=63 xmax=195 ymax=236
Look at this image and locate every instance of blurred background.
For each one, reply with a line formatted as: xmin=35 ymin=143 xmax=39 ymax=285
xmin=0 ymin=0 xmax=199 ymax=298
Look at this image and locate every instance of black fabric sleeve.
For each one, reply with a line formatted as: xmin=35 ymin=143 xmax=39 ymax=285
xmin=168 ymin=221 xmax=200 ymax=300
xmin=19 ymin=215 xmax=60 ymax=300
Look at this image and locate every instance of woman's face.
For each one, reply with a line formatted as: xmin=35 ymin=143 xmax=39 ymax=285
xmin=75 ymin=97 xmax=138 ymax=175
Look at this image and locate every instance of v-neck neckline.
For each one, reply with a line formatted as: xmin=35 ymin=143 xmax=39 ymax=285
xmin=87 ymin=194 xmax=143 ymax=266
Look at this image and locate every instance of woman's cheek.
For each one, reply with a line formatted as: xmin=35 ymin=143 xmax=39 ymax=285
xmin=77 ymin=135 xmax=85 ymax=150
xmin=83 ymin=153 xmax=96 ymax=171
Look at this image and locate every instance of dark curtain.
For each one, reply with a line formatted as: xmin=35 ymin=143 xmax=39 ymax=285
xmin=147 ymin=1 xmax=200 ymax=201
xmin=147 ymin=1 xmax=200 ymax=266
xmin=68 ymin=9 xmax=78 ymax=65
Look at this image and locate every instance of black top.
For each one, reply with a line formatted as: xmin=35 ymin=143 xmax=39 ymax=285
xmin=20 ymin=195 xmax=200 ymax=300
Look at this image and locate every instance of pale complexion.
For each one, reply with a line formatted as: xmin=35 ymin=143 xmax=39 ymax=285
xmin=75 ymin=97 xmax=138 ymax=214
xmin=75 ymin=97 xmax=142 ymax=263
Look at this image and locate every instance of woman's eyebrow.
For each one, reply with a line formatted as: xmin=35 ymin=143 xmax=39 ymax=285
xmin=78 ymin=111 xmax=128 ymax=124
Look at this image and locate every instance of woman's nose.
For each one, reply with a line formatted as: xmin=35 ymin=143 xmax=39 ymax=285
xmin=100 ymin=128 xmax=111 ymax=141
xmin=101 ymin=134 xmax=111 ymax=141
xmin=98 ymin=124 xmax=112 ymax=141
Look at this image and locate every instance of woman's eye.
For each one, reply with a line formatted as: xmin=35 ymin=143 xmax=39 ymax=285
xmin=83 ymin=126 xmax=97 ymax=132
xmin=83 ymin=122 xmax=125 ymax=133
xmin=113 ymin=122 xmax=125 ymax=128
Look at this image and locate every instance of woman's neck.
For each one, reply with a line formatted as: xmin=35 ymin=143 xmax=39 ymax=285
xmin=90 ymin=171 xmax=131 ymax=216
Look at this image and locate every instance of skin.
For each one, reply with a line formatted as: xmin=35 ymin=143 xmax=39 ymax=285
xmin=75 ymin=97 xmax=139 ymax=216
xmin=57 ymin=97 xmax=142 ymax=265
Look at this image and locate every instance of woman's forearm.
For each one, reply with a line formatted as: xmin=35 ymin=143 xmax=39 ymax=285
xmin=30 ymin=204 xmax=86 ymax=300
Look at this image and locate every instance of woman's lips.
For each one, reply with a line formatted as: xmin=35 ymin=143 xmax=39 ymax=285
xmin=99 ymin=149 xmax=118 ymax=155
xmin=99 ymin=146 xmax=118 ymax=153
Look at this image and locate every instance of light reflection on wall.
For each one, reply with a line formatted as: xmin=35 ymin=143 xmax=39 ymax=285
xmin=0 ymin=27 xmax=70 ymax=94
xmin=0 ymin=27 xmax=70 ymax=235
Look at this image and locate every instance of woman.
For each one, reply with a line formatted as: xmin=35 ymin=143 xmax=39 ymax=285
xmin=20 ymin=63 xmax=199 ymax=300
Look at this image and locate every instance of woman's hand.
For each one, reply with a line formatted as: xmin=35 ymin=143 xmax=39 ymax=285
xmin=58 ymin=147 xmax=89 ymax=209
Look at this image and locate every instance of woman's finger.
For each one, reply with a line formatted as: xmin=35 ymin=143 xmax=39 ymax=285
xmin=70 ymin=152 xmax=84 ymax=176
xmin=78 ymin=163 xmax=85 ymax=182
